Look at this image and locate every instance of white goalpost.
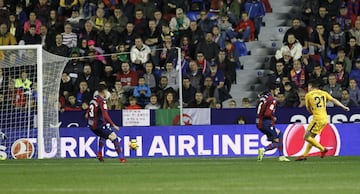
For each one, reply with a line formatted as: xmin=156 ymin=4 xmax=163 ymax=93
xmin=0 ymin=45 xmax=68 ymax=159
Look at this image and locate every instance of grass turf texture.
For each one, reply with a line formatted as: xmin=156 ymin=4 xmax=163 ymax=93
xmin=1 ymin=156 xmax=360 ymax=194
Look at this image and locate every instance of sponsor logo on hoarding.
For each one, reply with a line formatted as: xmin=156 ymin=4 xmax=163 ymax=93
xmin=283 ymin=124 xmax=340 ymax=157
xmin=11 ymin=139 xmax=35 ymax=159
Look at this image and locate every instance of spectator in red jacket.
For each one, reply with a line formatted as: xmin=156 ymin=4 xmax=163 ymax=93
xmin=225 ymin=12 xmax=255 ymax=42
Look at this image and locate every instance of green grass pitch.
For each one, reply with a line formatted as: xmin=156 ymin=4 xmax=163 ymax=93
xmin=1 ymin=156 xmax=360 ymax=194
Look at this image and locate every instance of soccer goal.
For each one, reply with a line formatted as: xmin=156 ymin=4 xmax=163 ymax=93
xmin=0 ymin=45 xmax=68 ymax=159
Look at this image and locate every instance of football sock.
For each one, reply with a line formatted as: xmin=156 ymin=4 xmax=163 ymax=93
xmin=98 ymin=137 xmax=105 ymax=156
xmin=265 ymin=142 xmax=277 ymax=151
xmin=303 ymin=143 xmax=313 ymax=157
xmin=306 ymin=136 xmax=325 ymax=152
xmin=112 ymin=139 xmax=124 ymax=159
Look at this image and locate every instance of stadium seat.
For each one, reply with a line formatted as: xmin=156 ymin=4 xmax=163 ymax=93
xmin=258 ymin=26 xmax=290 ymax=41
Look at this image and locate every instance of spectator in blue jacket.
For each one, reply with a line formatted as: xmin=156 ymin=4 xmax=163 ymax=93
xmin=133 ymin=76 xmax=151 ymax=107
xmin=244 ymin=0 xmax=265 ymax=40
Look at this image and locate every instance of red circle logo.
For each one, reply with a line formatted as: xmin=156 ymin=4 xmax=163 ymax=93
xmin=11 ymin=139 xmax=35 ymax=159
xmin=283 ymin=124 xmax=340 ymax=157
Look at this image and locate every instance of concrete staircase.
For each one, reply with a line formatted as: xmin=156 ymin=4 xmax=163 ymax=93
xmin=229 ymin=0 xmax=303 ymax=107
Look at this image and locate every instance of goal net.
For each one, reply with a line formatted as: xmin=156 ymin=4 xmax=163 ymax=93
xmin=0 ymin=45 xmax=68 ymax=159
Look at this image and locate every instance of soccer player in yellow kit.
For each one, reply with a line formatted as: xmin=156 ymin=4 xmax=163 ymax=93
xmin=295 ymin=80 xmax=350 ymax=161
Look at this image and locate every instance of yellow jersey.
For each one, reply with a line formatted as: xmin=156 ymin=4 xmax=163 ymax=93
xmin=305 ymin=89 xmax=333 ymax=121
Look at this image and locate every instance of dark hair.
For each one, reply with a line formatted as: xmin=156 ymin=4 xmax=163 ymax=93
xmin=308 ymin=79 xmax=320 ymax=88
xmin=98 ymin=84 xmax=107 ymax=93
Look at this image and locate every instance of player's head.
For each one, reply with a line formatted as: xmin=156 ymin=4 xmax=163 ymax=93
xmin=97 ymin=84 xmax=108 ymax=98
xmin=307 ymin=79 xmax=320 ymax=90
xmin=269 ymin=84 xmax=280 ymax=96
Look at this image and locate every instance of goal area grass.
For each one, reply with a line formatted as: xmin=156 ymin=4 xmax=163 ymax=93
xmin=1 ymin=156 xmax=360 ymax=194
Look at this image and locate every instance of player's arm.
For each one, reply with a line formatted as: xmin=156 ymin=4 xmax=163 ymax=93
xmin=330 ymin=97 xmax=350 ymax=111
xmin=305 ymin=94 xmax=312 ymax=114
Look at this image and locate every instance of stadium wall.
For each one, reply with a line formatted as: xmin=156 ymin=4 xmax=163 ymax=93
xmin=2 ymin=123 xmax=359 ymax=159
xmin=57 ymin=124 xmax=359 ymax=158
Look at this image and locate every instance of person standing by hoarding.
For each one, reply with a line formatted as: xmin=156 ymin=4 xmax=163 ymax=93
xmin=256 ymin=84 xmax=290 ymax=162
xmin=86 ymin=84 xmax=126 ymax=163
xmin=295 ymin=80 xmax=349 ymax=161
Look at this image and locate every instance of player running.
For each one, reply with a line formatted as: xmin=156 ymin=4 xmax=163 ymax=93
xmin=256 ymin=84 xmax=290 ymax=162
xmin=86 ymin=84 xmax=126 ymax=163
xmin=295 ymin=80 xmax=349 ymax=161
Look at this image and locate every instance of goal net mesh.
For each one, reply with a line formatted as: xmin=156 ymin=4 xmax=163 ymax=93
xmin=0 ymin=47 xmax=68 ymax=159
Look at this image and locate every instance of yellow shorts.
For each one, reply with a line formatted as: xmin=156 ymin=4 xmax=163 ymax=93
xmin=307 ymin=120 xmax=327 ymax=135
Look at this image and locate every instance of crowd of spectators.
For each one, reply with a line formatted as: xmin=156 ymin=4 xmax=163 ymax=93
xmin=1 ymin=0 xmax=359 ymax=111
xmin=268 ymin=0 xmax=360 ymax=108
xmin=0 ymin=0 xmax=270 ymax=111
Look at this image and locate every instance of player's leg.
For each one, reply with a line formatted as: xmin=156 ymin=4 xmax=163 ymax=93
xmin=97 ymin=137 xmax=106 ymax=162
xmin=304 ymin=122 xmax=326 ymax=152
xmin=296 ymin=121 xmax=327 ymax=161
xmin=108 ymin=132 xmax=126 ymax=163
xmin=275 ymin=129 xmax=290 ymax=162
xmin=91 ymin=128 xmax=106 ymax=162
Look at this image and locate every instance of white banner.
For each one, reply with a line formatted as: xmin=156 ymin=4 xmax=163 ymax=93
xmin=122 ymin=109 xmax=150 ymax=126
xmin=183 ymin=108 xmax=211 ymax=125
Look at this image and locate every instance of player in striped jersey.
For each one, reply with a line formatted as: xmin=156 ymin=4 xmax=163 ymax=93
xmin=87 ymin=84 xmax=126 ymax=163
xmin=256 ymin=84 xmax=290 ymax=162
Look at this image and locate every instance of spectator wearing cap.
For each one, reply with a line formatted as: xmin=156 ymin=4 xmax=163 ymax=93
xmin=66 ymin=8 xmax=83 ymax=33
xmin=335 ymin=4 xmax=356 ymax=31
xmin=350 ymin=58 xmax=360 ymax=86
xmin=333 ymin=47 xmax=352 ymax=74
xmin=169 ymin=8 xmax=190 ymax=37
xmin=22 ymin=24 xmax=42 ymax=45
xmin=345 ymin=36 xmax=360 ymax=62
xmin=205 ymin=60 xmax=232 ymax=101
xmin=275 ymin=33 xmax=303 ymax=61
xmin=23 ymin=12 xmax=42 ymax=35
